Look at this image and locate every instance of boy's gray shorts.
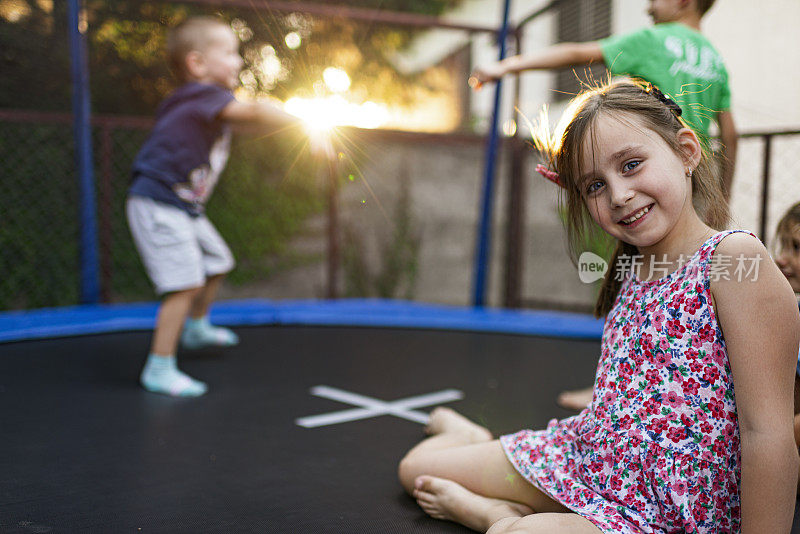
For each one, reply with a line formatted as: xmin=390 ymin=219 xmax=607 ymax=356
xmin=126 ymin=196 xmax=235 ymax=295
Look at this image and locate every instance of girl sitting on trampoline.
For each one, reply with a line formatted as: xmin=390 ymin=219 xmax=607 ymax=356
xmin=397 ymin=79 xmax=799 ymax=533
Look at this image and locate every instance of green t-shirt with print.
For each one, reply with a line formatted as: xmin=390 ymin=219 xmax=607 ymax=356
xmin=600 ymin=23 xmax=731 ymax=140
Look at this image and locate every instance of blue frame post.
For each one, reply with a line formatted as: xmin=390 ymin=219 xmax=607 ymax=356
xmin=68 ymin=0 xmax=100 ymax=304
xmin=472 ymin=0 xmax=512 ymax=308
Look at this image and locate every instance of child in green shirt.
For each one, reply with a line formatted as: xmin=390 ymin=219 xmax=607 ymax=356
xmin=473 ymin=0 xmax=736 ymax=196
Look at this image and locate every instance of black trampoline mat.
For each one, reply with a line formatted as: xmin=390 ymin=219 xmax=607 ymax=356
xmin=1 ymin=325 xmax=799 ymax=533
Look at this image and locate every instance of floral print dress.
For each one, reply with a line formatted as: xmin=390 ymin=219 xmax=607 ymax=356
xmin=500 ymin=231 xmax=744 ymax=533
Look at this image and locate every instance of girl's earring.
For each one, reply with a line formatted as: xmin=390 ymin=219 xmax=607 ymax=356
xmin=686 ymin=167 xmax=693 ymax=178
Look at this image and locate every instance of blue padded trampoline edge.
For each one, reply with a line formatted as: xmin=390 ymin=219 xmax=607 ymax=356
xmin=0 ymin=299 xmax=604 ymax=343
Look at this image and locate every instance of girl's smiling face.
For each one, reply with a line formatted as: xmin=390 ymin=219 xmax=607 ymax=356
xmin=578 ymin=112 xmax=699 ymax=254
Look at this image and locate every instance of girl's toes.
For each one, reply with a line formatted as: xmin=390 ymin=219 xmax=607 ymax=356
xmin=415 ymin=474 xmax=435 ymax=491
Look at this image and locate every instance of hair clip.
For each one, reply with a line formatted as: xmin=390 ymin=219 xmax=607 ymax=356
xmin=536 ymin=164 xmax=565 ymax=188
xmin=645 ymin=83 xmax=682 ymax=118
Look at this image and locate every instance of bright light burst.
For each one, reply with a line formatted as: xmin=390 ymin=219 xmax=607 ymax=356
xmin=322 ymin=67 xmax=351 ymax=93
xmin=285 ymin=95 xmax=389 ymax=132
xmin=283 ymin=66 xmax=457 ymax=135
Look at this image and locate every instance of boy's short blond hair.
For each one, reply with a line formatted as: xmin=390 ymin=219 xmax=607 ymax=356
xmin=166 ymin=16 xmax=230 ymax=81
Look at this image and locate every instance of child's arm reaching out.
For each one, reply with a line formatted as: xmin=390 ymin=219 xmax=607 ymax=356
xmin=471 ymin=42 xmax=604 ymax=85
xmin=219 ymin=100 xmax=300 ymax=131
xmin=218 ymin=100 xmax=329 ymax=156
xmin=711 ymin=233 xmax=800 ymax=533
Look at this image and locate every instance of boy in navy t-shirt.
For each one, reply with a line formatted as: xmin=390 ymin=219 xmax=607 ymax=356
xmin=127 ymin=16 xmax=305 ymax=397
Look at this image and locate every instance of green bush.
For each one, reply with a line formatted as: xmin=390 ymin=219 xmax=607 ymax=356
xmin=0 ymin=123 xmax=79 ymax=309
xmin=210 ymin=134 xmax=323 ymax=285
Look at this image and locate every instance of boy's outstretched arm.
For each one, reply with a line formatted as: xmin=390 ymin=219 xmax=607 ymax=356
xmin=219 ymin=100 xmax=330 ymax=156
xmin=471 ymin=42 xmax=604 ymax=85
xmin=717 ymin=110 xmax=738 ymax=200
xmin=218 ymin=100 xmax=300 ymax=131
xmin=712 ymin=233 xmax=799 ymax=534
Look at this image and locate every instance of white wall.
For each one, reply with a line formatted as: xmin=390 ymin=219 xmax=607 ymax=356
xmin=701 ymin=0 xmax=800 ymax=238
xmin=703 ymin=0 xmax=800 ymax=132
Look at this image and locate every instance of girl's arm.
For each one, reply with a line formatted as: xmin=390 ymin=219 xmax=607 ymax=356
xmin=712 ymin=233 xmax=800 ymax=534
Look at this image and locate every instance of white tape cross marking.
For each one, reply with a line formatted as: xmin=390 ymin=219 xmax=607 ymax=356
xmin=296 ymin=386 xmax=464 ymax=428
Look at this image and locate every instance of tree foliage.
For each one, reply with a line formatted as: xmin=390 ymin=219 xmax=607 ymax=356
xmin=0 ymin=0 xmax=463 ymax=114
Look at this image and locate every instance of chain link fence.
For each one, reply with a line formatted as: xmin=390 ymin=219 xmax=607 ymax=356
xmin=3 ymin=2 xmax=800 ymax=313
xmin=0 ymin=0 xmax=496 ymax=312
xmin=1 ymin=109 xmax=329 ymax=311
xmin=725 ymin=132 xmax=800 ymax=245
xmin=0 ymin=110 xmax=495 ymax=311
xmin=1 ymin=116 xmax=79 ymax=310
xmin=4 ymin=107 xmax=797 ymax=313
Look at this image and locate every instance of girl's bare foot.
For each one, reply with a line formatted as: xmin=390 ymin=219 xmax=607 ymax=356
xmin=556 ymin=386 xmax=594 ymax=411
xmin=413 ymin=475 xmax=533 ymax=532
xmin=425 ymin=407 xmax=493 ymax=442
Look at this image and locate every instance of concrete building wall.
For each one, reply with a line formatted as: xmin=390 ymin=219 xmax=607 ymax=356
xmin=704 ymin=0 xmax=800 ymax=132
xmin=221 ymin=131 xmax=596 ymax=310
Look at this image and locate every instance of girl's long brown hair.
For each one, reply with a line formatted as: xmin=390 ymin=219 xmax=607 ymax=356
xmin=533 ymin=80 xmax=729 ymax=317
